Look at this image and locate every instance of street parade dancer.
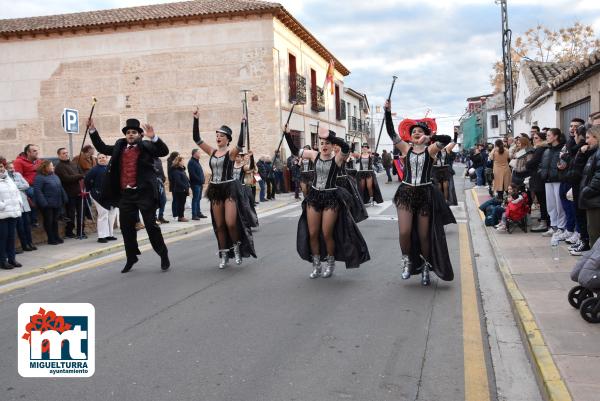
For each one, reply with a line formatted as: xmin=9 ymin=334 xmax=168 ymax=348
xmin=299 ymin=145 xmax=315 ymax=198
xmin=432 ymin=131 xmax=459 ymax=205
xmin=384 ymin=100 xmax=456 ymax=285
xmin=284 ymin=125 xmax=370 ymax=278
xmin=354 ymin=143 xmax=384 ymax=205
xmin=233 ymin=150 xmax=259 ymax=228
xmin=335 ymin=142 xmax=368 ymax=223
xmin=192 ymin=108 xmax=256 ymax=269
xmin=87 ymin=117 xmax=171 ymax=273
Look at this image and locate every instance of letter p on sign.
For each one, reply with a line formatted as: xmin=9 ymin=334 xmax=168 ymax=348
xmin=61 ymin=108 xmax=79 ymax=134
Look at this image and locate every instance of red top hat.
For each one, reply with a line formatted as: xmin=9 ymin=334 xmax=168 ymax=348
xmin=398 ymin=118 xmax=438 ymax=141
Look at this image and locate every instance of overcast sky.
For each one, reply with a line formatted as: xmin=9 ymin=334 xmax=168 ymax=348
xmin=2 ymin=0 xmax=600 ymax=144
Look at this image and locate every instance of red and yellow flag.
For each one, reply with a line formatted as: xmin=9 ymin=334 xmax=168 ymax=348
xmin=323 ymin=59 xmax=335 ymax=95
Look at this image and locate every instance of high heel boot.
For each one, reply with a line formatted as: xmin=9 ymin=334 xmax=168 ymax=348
xmin=322 ymin=255 xmax=335 ymax=278
xmin=400 ymin=255 xmax=411 ymax=280
xmin=420 ymin=255 xmax=431 ymax=286
xmin=218 ymin=250 xmax=229 ymax=269
xmin=309 ymin=255 xmax=321 ymax=279
xmin=233 ymin=241 xmax=242 ymax=265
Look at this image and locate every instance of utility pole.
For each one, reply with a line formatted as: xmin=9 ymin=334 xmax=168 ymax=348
xmin=498 ymin=0 xmax=514 ymax=137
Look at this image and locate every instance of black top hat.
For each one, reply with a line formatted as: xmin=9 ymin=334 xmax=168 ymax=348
xmin=122 ymin=118 xmax=144 ymax=135
xmin=216 ymin=125 xmax=233 ymax=141
xmin=409 ymin=121 xmax=431 ymax=136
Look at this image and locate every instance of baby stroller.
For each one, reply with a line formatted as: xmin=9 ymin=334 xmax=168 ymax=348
xmin=568 ymin=239 xmax=600 ymax=323
xmin=505 ymin=192 xmax=530 ymax=234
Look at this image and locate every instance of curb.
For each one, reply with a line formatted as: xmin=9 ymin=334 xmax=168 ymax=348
xmin=470 ymin=189 xmax=572 ymax=401
xmin=0 ymin=199 xmax=296 ymax=288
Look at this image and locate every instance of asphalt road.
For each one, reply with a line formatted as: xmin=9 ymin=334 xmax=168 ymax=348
xmin=0 ymin=169 xmax=491 ymax=401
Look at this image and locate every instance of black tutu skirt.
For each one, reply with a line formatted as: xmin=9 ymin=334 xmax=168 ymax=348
xmin=347 ymin=169 xmax=358 ymax=178
xmin=433 ymin=166 xmax=452 ymax=182
xmin=206 ymin=180 xmax=238 ymax=202
xmin=394 ymin=183 xmax=433 ymax=216
xmin=297 ymin=187 xmax=370 ymax=268
xmin=208 ymin=180 xmax=256 ymax=259
xmin=336 ymin=175 xmax=368 ymax=223
xmin=357 ymin=171 xmax=384 ymax=204
xmin=300 ymin=171 xmax=315 ymax=185
xmin=394 ymin=183 xmax=456 ymax=281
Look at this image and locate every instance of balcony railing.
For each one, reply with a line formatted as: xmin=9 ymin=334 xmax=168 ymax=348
xmin=311 ymin=86 xmax=326 ymax=112
xmin=289 ymin=74 xmax=307 ymax=104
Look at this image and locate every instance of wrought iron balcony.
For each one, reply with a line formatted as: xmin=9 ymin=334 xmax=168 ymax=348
xmin=289 ymin=73 xmax=307 ymax=104
xmin=311 ymin=86 xmax=326 ymax=112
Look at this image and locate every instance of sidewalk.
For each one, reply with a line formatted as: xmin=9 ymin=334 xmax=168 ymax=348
xmin=469 ymin=187 xmax=600 ymax=401
xmin=0 ymin=193 xmax=297 ymax=286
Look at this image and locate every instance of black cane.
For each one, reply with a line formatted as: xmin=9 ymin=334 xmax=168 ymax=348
xmin=77 ymin=97 xmax=98 ymax=169
xmin=241 ymin=90 xmax=251 ymax=150
xmin=76 ymin=97 xmax=97 ymax=239
xmin=272 ymin=102 xmax=297 ymax=166
xmin=375 ymin=77 xmax=398 ymax=153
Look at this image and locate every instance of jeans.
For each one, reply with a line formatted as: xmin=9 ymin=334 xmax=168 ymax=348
xmin=259 ymin=179 xmax=266 ymax=201
xmin=475 ymin=167 xmax=484 ymax=186
xmin=157 ymin=182 xmax=167 ymax=219
xmin=274 ymin=171 xmax=284 ymax=193
xmin=41 ymin=207 xmax=60 ymax=243
xmin=191 ymin=184 xmax=202 ymax=217
xmin=16 ymin=211 xmax=33 ymax=247
xmin=559 ymin=183 xmax=576 ymax=232
xmin=0 ymin=218 xmax=17 ymax=262
xmin=384 ymin=166 xmax=392 ymax=182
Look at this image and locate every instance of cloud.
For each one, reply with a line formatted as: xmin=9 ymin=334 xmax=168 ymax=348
xmin=1 ymin=0 xmax=599 ymax=133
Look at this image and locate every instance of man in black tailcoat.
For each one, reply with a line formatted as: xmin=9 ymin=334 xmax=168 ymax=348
xmin=87 ymin=117 xmax=170 ymax=273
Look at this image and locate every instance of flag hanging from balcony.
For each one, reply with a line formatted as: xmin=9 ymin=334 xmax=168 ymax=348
xmin=323 ymin=59 xmax=335 ymax=95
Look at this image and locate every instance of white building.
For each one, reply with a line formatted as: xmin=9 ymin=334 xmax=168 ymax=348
xmin=482 ymin=93 xmax=506 ymax=143
xmin=513 ymin=61 xmax=570 ymax=135
xmin=342 ymin=88 xmax=370 ymax=147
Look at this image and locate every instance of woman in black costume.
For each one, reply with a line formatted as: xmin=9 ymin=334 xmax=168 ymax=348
xmin=432 ymin=135 xmax=458 ymax=205
xmin=384 ymin=100 xmax=456 ymax=286
xmin=354 ymin=143 xmax=384 ymax=205
xmin=284 ymin=126 xmax=370 ymax=278
xmin=298 ymin=145 xmax=315 ymax=198
xmin=335 ymin=143 xmax=368 ymax=223
xmin=233 ymin=151 xmax=259 ymax=228
xmin=192 ymin=109 xmax=256 ymax=269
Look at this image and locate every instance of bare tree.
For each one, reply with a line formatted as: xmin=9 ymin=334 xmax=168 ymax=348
xmin=490 ymin=22 xmax=600 ymax=93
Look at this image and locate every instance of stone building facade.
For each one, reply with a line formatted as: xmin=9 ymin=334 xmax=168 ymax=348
xmin=0 ymin=0 xmax=350 ymax=166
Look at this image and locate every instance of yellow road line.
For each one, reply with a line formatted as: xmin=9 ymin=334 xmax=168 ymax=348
xmin=469 ymin=190 xmax=572 ymax=401
xmin=471 ymin=188 xmax=485 ymax=221
xmin=459 ymin=223 xmax=491 ymax=401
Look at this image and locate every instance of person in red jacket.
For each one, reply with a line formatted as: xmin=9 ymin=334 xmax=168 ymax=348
xmin=13 ymin=144 xmax=43 ymax=226
xmin=13 ymin=144 xmax=42 ymax=185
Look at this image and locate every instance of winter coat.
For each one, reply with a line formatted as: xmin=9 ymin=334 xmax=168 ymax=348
xmin=33 ymin=173 xmax=68 ymax=209
xmin=84 ymin=164 xmax=108 ymax=206
xmin=579 ymin=147 xmax=600 ymax=210
xmin=8 ymin=171 xmax=31 ymax=212
xmin=170 ymin=166 xmax=190 ymax=194
xmin=0 ymin=174 xmax=23 ymax=219
xmin=490 ymin=148 xmax=511 ymax=191
xmin=470 ymin=153 xmax=484 ymax=169
xmin=13 ymin=153 xmax=42 ymax=185
xmin=571 ymin=238 xmax=600 ymax=290
xmin=89 ymin=129 xmax=169 ymax=208
xmin=287 ymin=156 xmax=301 ymax=182
xmin=54 ymin=159 xmax=84 ymax=198
xmin=257 ymin=160 xmax=273 ymax=180
xmin=538 ymin=143 xmax=563 ymax=183
xmin=567 ymin=147 xmax=595 ymax=187
xmin=382 ymin=152 xmax=392 ymax=168
xmin=187 ymin=158 xmax=205 ymax=186
xmin=525 ymin=145 xmax=547 ymax=192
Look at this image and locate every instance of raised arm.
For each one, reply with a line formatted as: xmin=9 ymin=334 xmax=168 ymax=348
xmin=141 ymin=124 xmax=169 ymax=158
xmin=229 ymin=118 xmax=246 ymax=160
xmin=192 ymin=108 xmax=215 ymax=156
xmin=427 ymin=134 xmax=452 ymax=157
xmin=445 ymin=131 xmax=458 ymax=153
xmin=87 ymin=118 xmax=114 ymax=156
xmin=284 ymin=125 xmax=318 ymax=161
xmin=317 ymin=127 xmax=349 ymax=167
xmin=384 ymin=101 xmax=410 ymax=155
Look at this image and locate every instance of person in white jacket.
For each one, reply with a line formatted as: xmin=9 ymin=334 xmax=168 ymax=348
xmin=7 ymin=161 xmax=36 ymax=252
xmin=0 ymin=159 xmax=23 ymax=269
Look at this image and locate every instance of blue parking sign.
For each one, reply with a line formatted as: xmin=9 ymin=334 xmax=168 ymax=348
xmin=61 ymin=108 xmax=79 ymax=134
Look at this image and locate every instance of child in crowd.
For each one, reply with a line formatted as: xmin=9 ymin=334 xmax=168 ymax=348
xmin=496 ymin=184 xmax=529 ymax=232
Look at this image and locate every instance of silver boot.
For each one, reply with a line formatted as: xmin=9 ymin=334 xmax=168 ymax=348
xmin=420 ymin=255 xmax=431 ymax=286
xmin=400 ymin=255 xmax=411 ymax=280
xmin=233 ymin=241 xmax=242 ymax=265
xmin=218 ymin=250 xmax=229 ymax=269
xmin=309 ymin=255 xmax=322 ymax=279
xmin=322 ymin=255 xmax=335 ymax=278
